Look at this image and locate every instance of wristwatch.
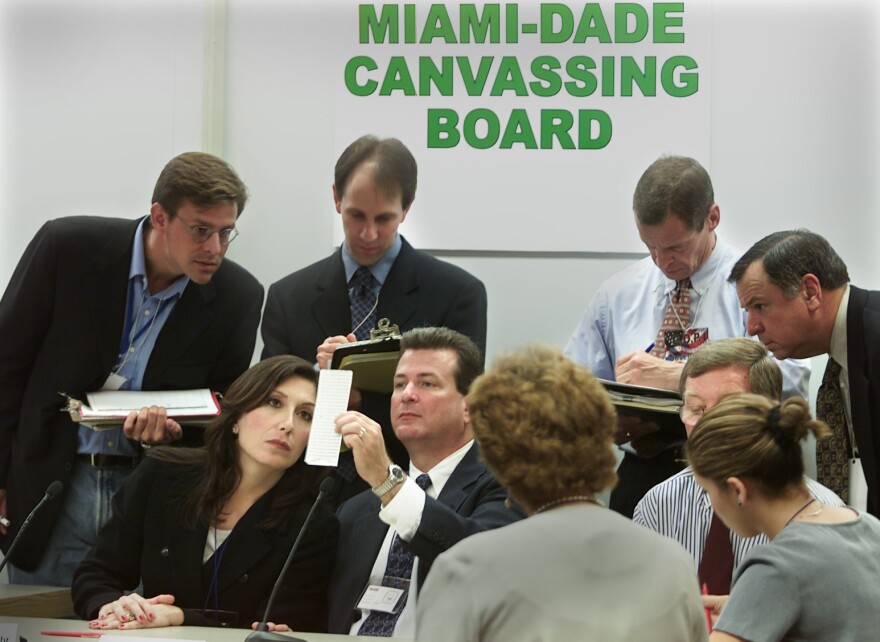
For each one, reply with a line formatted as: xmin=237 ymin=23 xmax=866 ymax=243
xmin=372 ymin=464 xmax=406 ymax=497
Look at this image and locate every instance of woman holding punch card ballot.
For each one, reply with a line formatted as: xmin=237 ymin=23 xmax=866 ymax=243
xmin=71 ymin=356 xmax=338 ymax=631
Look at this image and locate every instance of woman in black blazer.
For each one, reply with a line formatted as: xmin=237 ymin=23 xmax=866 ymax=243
xmin=72 ymin=355 xmax=338 ymax=631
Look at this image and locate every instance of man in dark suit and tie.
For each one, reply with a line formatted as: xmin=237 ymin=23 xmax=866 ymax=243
xmin=326 ymin=327 xmax=520 ymax=638
xmin=0 ymin=152 xmax=264 ymax=586
xmin=730 ymin=229 xmax=880 ymax=516
xmin=260 ymin=135 xmax=487 ymax=502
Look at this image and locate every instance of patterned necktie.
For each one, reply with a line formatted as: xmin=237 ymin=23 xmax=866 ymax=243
xmin=698 ymin=512 xmax=734 ymax=594
xmin=349 ymin=266 xmax=379 ymax=341
xmin=357 ymin=473 xmax=432 ymax=637
xmin=816 ymin=358 xmax=850 ymax=502
xmin=650 ymin=279 xmax=691 ymax=359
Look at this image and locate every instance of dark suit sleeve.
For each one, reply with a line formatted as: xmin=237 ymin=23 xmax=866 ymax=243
xmin=0 ymin=222 xmax=58 ymax=483
xmin=407 ymin=471 xmax=521 ymax=566
xmin=208 ymin=275 xmax=263 ymax=394
xmin=71 ymin=459 xmax=157 ymax=619
xmin=260 ymin=281 xmax=293 ymax=360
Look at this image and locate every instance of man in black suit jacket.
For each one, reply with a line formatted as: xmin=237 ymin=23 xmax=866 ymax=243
xmin=730 ymin=229 xmax=880 ymax=515
xmin=0 ymin=152 xmax=263 ymax=585
xmin=261 ymin=135 xmax=487 ymax=502
xmin=326 ymin=328 xmax=521 ymax=637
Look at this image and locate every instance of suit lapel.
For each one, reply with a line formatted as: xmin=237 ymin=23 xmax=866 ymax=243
xmin=145 ymin=281 xmax=214 ymax=385
xmin=312 ymin=253 xmax=355 ymax=338
xmin=434 ymin=442 xmax=482 ymax=511
xmin=213 ymin=490 xmax=276 ymax=595
xmin=89 ymin=222 xmax=139 ymax=376
xmin=376 ymin=238 xmax=417 ymax=329
xmin=847 ymin=286 xmax=878 ymax=506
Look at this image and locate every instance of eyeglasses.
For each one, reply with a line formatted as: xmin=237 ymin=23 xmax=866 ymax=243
xmin=679 ymin=403 xmax=706 ymax=425
xmin=176 ymin=218 xmax=239 ymax=246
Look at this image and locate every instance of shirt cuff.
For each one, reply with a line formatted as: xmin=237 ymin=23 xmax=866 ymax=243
xmin=378 ymin=476 xmax=426 ymax=541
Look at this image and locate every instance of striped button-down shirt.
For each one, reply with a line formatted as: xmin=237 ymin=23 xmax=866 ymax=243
xmin=633 ymin=467 xmax=845 ymax=570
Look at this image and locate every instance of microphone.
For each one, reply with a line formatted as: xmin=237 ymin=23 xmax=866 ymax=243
xmin=246 ymin=477 xmax=335 ymax=642
xmin=0 ymin=480 xmax=64 ymax=575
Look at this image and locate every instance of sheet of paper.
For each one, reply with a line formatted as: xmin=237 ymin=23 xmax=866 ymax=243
xmin=305 ymin=369 xmax=353 ymax=466
xmin=83 ymin=389 xmax=219 ymax=417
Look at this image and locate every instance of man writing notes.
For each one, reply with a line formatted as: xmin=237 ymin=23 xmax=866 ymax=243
xmin=261 ymin=135 xmax=487 ymax=503
xmin=326 ymin=327 xmax=520 ymax=638
xmin=730 ymin=229 xmax=880 ymax=515
xmin=564 ymin=156 xmax=810 ymax=517
xmin=0 ymin=152 xmax=263 ymax=586
xmin=633 ymin=337 xmax=842 ymax=595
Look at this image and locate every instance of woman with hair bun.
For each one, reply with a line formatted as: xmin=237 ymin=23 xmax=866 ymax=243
xmin=687 ymin=393 xmax=880 ymax=641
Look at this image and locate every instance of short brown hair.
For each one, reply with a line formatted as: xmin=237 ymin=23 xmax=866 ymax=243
xmin=466 ymin=345 xmax=618 ymax=513
xmin=685 ymin=394 xmax=830 ymax=498
xmin=334 ymin=135 xmax=417 ymax=210
xmin=151 ymin=151 xmax=248 ymax=218
xmin=633 ymin=155 xmax=714 ymax=230
xmin=399 ymin=327 xmax=483 ymax=395
xmin=680 ymin=338 xmax=782 ymax=400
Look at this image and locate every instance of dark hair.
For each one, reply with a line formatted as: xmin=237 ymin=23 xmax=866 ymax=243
xmin=148 ymin=355 xmax=322 ymax=529
xmin=728 ymin=229 xmax=850 ymax=297
xmin=334 ymin=135 xmax=418 ymax=210
xmin=151 ymin=151 xmax=248 ymax=218
xmin=679 ymin=338 xmax=782 ymax=401
xmin=633 ymin=155 xmax=715 ymax=230
xmin=685 ymin=394 xmax=830 ymax=498
xmin=467 ymin=345 xmax=618 ymax=512
xmin=399 ymin=327 xmax=483 ymax=395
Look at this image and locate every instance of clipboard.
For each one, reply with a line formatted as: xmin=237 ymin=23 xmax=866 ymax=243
xmin=330 ymin=318 xmax=402 ymax=393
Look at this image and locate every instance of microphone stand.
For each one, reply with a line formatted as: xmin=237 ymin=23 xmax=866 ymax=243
xmin=246 ymin=478 xmax=333 ymax=642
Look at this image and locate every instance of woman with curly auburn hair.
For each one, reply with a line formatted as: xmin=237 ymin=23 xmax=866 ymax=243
xmin=416 ymin=345 xmax=708 ymax=642
xmin=687 ymin=394 xmax=880 ymax=642
xmin=72 ymin=355 xmax=338 ymax=632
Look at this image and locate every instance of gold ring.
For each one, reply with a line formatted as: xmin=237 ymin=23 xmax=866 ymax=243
xmin=358 ymin=428 xmax=366 ymax=439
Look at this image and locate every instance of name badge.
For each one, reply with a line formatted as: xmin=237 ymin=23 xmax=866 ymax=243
xmin=357 ymin=584 xmax=406 ymax=614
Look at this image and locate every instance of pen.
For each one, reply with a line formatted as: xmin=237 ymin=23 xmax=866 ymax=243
xmin=701 ymin=583 xmax=713 ymax=633
xmin=645 ymin=342 xmax=655 ymax=353
xmin=40 ymin=632 xmax=101 ymax=638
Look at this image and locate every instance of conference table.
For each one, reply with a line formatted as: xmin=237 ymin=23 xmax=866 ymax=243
xmin=0 ymin=615 xmax=412 ymax=641
xmin=0 ymin=586 xmax=410 ymax=641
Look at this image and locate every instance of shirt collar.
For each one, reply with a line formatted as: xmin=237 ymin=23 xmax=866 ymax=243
xmin=653 ymin=235 xmax=726 ymax=301
xmin=409 ymin=439 xmax=474 ymax=497
xmin=829 ymin=284 xmax=850 ymax=371
xmin=341 ymin=234 xmax=403 ymax=285
xmin=132 ymin=216 xmax=189 ymax=298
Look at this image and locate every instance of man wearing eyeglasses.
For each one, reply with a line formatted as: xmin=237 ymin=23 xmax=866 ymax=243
xmin=563 ymin=155 xmax=810 ymax=517
xmin=0 ymin=152 xmax=263 ymax=587
xmin=633 ymin=338 xmax=841 ymax=593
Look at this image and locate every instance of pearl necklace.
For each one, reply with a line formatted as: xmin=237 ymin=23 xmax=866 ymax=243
xmin=534 ymin=496 xmax=604 ymax=515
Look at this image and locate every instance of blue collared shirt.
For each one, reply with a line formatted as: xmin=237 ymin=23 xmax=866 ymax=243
xmin=77 ymin=217 xmax=189 ymax=456
xmin=340 ymin=234 xmax=402 ymax=286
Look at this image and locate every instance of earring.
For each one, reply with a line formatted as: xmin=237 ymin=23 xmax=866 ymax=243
xmin=232 ymin=424 xmax=239 ymax=435
xmin=736 ymin=499 xmax=743 ymax=506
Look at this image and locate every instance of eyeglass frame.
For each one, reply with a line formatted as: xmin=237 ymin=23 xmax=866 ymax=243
xmin=174 ymin=215 xmax=239 ymax=246
xmin=678 ymin=402 xmax=706 ymax=425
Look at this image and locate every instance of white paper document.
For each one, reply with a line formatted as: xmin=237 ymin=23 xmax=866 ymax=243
xmin=305 ymin=369 xmax=353 ymax=467
xmin=83 ymin=389 xmax=220 ymax=417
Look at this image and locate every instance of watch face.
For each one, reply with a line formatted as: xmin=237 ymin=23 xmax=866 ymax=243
xmin=390 ymin=465 xmax=405 ymax=481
